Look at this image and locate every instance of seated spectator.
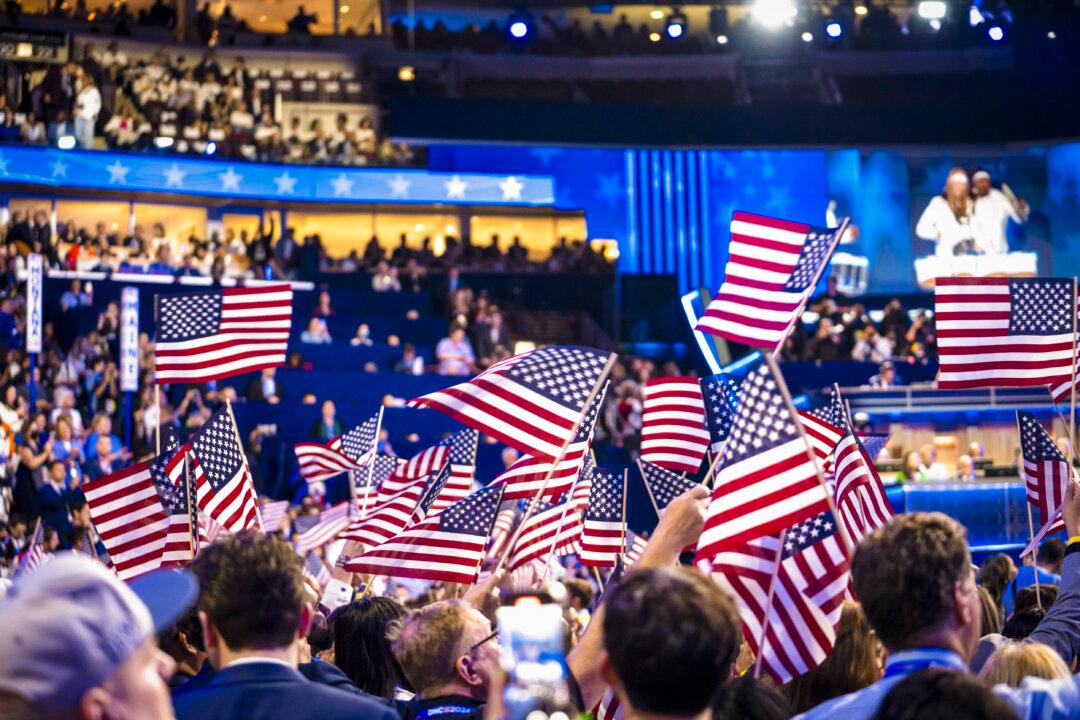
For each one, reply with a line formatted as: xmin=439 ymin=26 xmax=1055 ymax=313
xmin=60 ymin=278 xmax=92 ymax=311
xmin=0 ymin=555 xmax=196 ymax=719
xmin=874 ymin=668 xmax=1019 ymax=720
xmin=1002 ymin=539 xmax=1065 ymax=616
xmin=867 ymin=361 xmax=902 ymax=389
xmin=301 ymin=317 xmax=332 ymax=345
xmin=916 ymin=444 xmax=949 ymax=482
xmin=313 ymin=290 xmax=335 ymax=318
xmin=173 ymin=532 xmax=398 ymax=720
xmin=19 ymin=112 xmax=46 ymax=144
xmin=953 ymin=454 xmax=977 ymax=482
xmin=312 ymin=400 xmax=343 ymax=440
xmin=436 ymin=326 xmax=476 ymax=377
xmin=332 ymin=597 xmax=409 ymax=700
xmin=978 ymin=643 xmax=1071 ymax=688
xmin=246 ymin=367 xmax=282 ymax=403
xmin=349 ymin=323 xmax=374 ymax=347
xmin=0 ymin=110 xmax=19 ymax=143
xmin=394 ymin=343 xmax=425 ymax=376
xmin=371 ymin=261 xmax=401 ymax=292
xmin=46 ymin=109 xmax=75 ymax=146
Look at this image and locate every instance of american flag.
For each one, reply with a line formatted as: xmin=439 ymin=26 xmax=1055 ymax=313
xmin=294 ymin=414 xmax=380 ymax=484
xmin=428 ymin=430 xmax=479 ymax=514
xmin=408 ymin=345 xmax=614 ymax=461
xmin=385 ymin=442 xmax=448 ymax=493
xmin=639 ymin=459 xmax=700 ymax=512
xmin=708 ymin=510 xmax=849 ymax=684
xmin=703 ymin=373 xmax=740 ymax=453
xmin=345 ymin=486 xmax=504 ymax=584
xmin=696 ymin=212 xmax=843 ymax=351
xmin=696 ymin=361 xmax=832 ymax=562
xmin=858 ymin=433 xmax=890 ymax=462
xmin=190 ymin=406 xmax=262 ymax=533
xmin=15 ymin=520 xmax=46 ymax=576
xmin=302 ymin=551 xmax=332 ymax=588
xmin=624 ymin=531 xmax=649 ymax=566
xmin=579 ymin=469 xmax=626 ymax=568
xmin=261 ymin=499 xmax=290 ymax=533
xmin=1018 ymin=412 xmax=1069 ymax=535
xmin=832 ymin=432 xmax=893 ymax=545
xmin=797 ymin=410 xmax=844 ymax=470
xmin=593 ymin=690 xmax=622 ymax=720
xmin=82 ymin=458 xmax=170 ymax=580
xmin=149 ymin=432 xmax=202 ymax=568
xmin=640 ymin=377 xmax=709 ymax=474
xmin=154 ymin=285 xmax=293 ymax=384
xmin=410 ymin=465 xmax=454 ymax=524
xmin=936 ymin=277 xmax=1076 ymax=390
xmin=1048 ymin=296 xmax=1080 ymax=402
xmin=487 ymin=503 xmax=518 ymax=560
xmin=294 ymin=501 xmax=352 ymax=555
xmin=354 ymin=454 xmax=401 ymax=516
xmin=506 ymin=498 xmax=584 ymax=572
xmin=340 ymin=482 xmax=425 ymax=550
xmin=490 ymin=384 xmax=605 ymax=501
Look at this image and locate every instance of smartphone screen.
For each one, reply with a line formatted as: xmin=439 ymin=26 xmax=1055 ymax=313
xmin=496 ymin=600 xmax=574 ymax=720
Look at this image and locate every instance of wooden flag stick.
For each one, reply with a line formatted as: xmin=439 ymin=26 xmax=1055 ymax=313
xmin=358 ymin=406 xmax=385 ymax=518
xmin=752 ymin=529 xmax=786 ymax=680
xmin=538 ymin=465 xmax=588 ymax=585
xmin=494 ymin=355 xmax=618 ymax=576
xmin=620 ymin=468 xmax=629 ymax=562
xmin=764 ymin=353 xmax=855 ymax=556
xmin=591 ymin=565 xmax=605 ymax=592
xmin=637 ymin=458 xmax=662 ymax=519
xmin=185 ymin=450 xmax=198 ymax=560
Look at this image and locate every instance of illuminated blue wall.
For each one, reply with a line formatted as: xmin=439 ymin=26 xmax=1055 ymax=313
xmin=431 ymin=142 xmax=1076 ymax=296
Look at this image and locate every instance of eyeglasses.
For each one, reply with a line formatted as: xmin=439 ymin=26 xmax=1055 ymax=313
xmin=467 ymin=630 xmax=499 ymax=655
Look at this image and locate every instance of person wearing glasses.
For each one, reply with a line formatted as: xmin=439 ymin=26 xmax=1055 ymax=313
xmin=390 ymin=599 xmax=500 ymax=720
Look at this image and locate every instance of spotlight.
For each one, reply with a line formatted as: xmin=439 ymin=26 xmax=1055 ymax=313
xmin=825 ymin=19 xmax=843 ymax=37
xmin=751 ymin=0 xmax=797 ymax=28
xmin=154 ymin=136 xmax=174 ymax=149
xmin=649 ymin=9 xmax=664 ymax=19
xmin=1047 ymin=30 xmax=1056 ymax=39
xmin=648 ymin=31 xmax=661 ymax=41
xmin=398 ymin=65 xmax=415 ymax=82
xmin=205 ymin=141 xmax=217 ymax=155
xmin=57 ymin=135 xmax=76 ymax=150
xmin=716 ymin=33 xmax=729 ymax=44
xmin=854 ymin=4 xmax=868 ymax=15
xmin=506 ymin=12 xmax=533 ymax=41
xmin=917 ymin=1 xmax=946 ymax=20
xmin=987 ymin=23 xmax=1003 ymax=41
xmin=666 ymin=8 xmax=687 ymax=38
xmin=801 ymin=31 xmax=813 ymax=41
xmin=969 ymin=5 xmax=984 ymax=25
xmin=929 ymin=18 xmax=942 ymax=31
xmin=509 ymin=20 xmax=528 ymax=38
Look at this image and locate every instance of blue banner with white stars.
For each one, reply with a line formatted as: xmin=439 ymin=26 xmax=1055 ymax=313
xmin=0 ymin=146 xmax=555 ymax=206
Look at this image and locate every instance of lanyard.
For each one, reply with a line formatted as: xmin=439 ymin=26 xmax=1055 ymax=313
xmin=882 ymin=649 xmax=966 ymax=679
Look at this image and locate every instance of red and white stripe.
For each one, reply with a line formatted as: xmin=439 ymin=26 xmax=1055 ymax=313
xmin=160 ymin=446 xmax=201 ymax=568
xmin=506 ymin=501 xmax=583 ymax=572
xmin=155 ymin=285 xmax=292 ymax=384
xmin=82 ymin=463 xmax=169 ymax=580
xmin=639 ymin=377 xmax=710 ymax=474
xmin=832 ymin=434 xmax=893 ymax=545
xmin=487 ymin=505 xmax=518 ymax=560
xmin=490 ymin=447 xmax=588 ymax=501
xmin=340 ymin=483 xmax=425 ymax=551
xmin=192 ymin=456 xmax=262 ymax=534
xmin=294 ymin=501 xmax=352 ymax=555
xmin=797 ymin=410 xmax=843 ymax=471
xmin=696 ymin=212 xmax=825 ymax=350
xmin=407 ymin=348 xmax=612 ymax=461
xmin=261 ymin=500 xmax=290 ymax=533
xmin=936 ymin=277 xmax=1075 ymax=390
xmin=293 ymin=440 xmax=356 ymax=483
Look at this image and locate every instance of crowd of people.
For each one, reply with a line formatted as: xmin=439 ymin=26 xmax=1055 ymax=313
xmin=1 ymin=460 xmax=1079 ymax=720
xmin=1 ymin=40 xmax=424 ymax=166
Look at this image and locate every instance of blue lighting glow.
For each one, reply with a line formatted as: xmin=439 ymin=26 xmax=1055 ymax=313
xmin=509 ymin=20 xmax=528 ymax=38
xmin=987 ymin=24 xmax=1004 ymax=41
xmin=825 ymin=20 xmax=843 ymax=37
xmin=666 ymin=22 xmax=683 ymax=38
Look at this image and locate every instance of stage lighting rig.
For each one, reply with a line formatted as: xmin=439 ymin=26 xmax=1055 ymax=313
xmin=666 ymin=8 xmax=687 ymax=38
xmin=506 ymin=11 xmax=534 ymax=42
xmin=825 ymin=19 xmax=843 ymax=38
xmin=917 ymin=1 xmax=947 ymax=20
xmin=750 ymin=0 xmax=797 ymax=28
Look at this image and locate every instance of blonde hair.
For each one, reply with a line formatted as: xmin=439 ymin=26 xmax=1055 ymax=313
xmin=389 ymin=600 xmax=480 ymax=695
xmin=978 ymin=642 xmax=1070 ymax=688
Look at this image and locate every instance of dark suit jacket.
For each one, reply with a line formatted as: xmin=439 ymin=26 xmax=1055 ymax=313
xmin=172 ymin=661 xmax=398 ymax=720
xmin=81 ymin=458 xmax=118 ymax=483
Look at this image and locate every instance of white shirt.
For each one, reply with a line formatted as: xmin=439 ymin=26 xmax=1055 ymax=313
xmin=915 ymin=196 xmax=974 ymax=257
xmin=972 ymin=188 xmax=1023 ymax=255
xmin=75 ymin=86 xmax=101 ymax=120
